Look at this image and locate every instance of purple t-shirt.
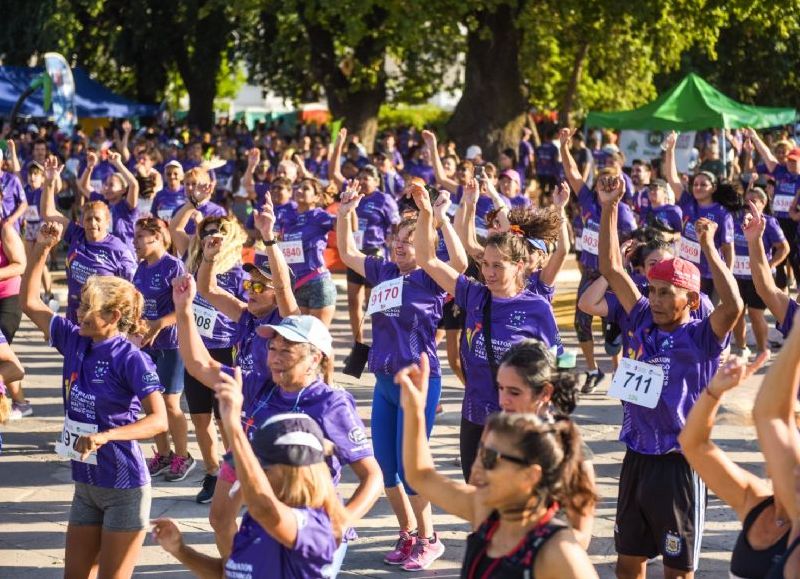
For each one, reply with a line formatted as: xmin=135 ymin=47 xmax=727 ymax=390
xmin=305 ymin=157 xmax=329 ymax=180
xmin=620 ymin=296 xmax=728 ymax=455
xmin=509 ymin=195 xmax=531 ymax=209
xmin=49 ymin=315 xmax=162 ymax=488
xmin=108 ymin=200 xmax=139 ymax=251
xmin=231 ymin=378 xmax=374 ymax=485
xmin=64 ymin=222 xmax=137 ymax=322
xmin=234 ymin=308 xmax=281 ymax=405
xmin=0 ymin=171 xmax=25 ymax=229
xmin=246 ymin=200 xmax=298 ymax=231
xmin=355 ymin=191 xmax=400 ymax=250
xmin=133 ymin=253 xmax=186 ymax=350
xmin=644 ymin=204 xmax=683 ymax=234
xmin=527 ymin=270 xmax=555 ymax=302
xmin=577 ymin=185 xmax=637 ymax=271
xmin=191 ymin=265 xmax=248 ymax=349
xmin=184 ymin=201 xmax=227 ymax=235
xmin=405 ymin=161 xmax=435 ymax=185
xmin=150 ymin=186 xmax=186 ymax=222
xmin=23 ymin=185 xmax=42 ymax=240
xmin=769 ymin=164 xmax=800 ymax=220
xmin=733 ymin=212 xmax=785 ymax=279
xmin=226 ymin=508 xmax=337 ymax=579
xmin=776 ymin=298 xmax=799 ymax=338
xmin=455 ymin=275 xmax=562 ymax=424
xmin=679 ymin=192 xmax=734 ymax=279
xmin=535 ymin=143 xmax=559 ymax=177
xmin=364 ymin=258 xmax=446 ymax=376
xmin=280 ymin=208 xmax=335 ymax=278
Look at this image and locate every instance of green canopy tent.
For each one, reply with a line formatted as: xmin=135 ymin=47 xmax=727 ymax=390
xmin=585 ymin=73 xmax=796 ymax=131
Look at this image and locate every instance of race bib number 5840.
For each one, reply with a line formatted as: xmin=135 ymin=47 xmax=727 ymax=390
xmin=607 ymin=357 xmax=665 ymax=409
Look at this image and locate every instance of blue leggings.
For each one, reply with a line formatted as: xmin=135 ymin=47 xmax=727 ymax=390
xmin=371 ymin=372 xmax=441 ymax=494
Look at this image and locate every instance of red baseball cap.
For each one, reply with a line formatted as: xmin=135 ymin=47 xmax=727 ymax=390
xmin=787 ymin=148 xmax=800 ymax=161
xmin=647 ymin=258 xmax=701 ymax=293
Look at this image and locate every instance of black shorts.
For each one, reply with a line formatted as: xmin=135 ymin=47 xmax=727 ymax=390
xmin=184 ymin=347 xmax=234 ymax=418
xmin=0 ymin=295 xmax=22 ymax=344
xmin=438 ymin=299 xmax=465 ymax=330
xmin=347 ymin=247 xmax=382 ymax=286
xmin=615 ymin=449 xmax=706 ymax=571
xmin=736 ymin=277 xmax=766 ymax=310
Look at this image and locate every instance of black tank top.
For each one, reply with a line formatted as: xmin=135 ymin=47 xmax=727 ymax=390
xmin=730 ymin=496 xmax=790 ymax=578
xmin=461 ymin=505 xmax=567 ymax=579
xmin=765 ymin=536 xmax=800 ymax=579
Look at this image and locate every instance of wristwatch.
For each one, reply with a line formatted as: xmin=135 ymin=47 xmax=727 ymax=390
xmin=263 ymin=238 xmax=277 ymax=247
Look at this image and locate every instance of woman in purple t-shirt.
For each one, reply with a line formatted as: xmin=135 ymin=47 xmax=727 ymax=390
xmin=153 ymin=413 xmax=345 ymax=579
xmin=413 ymin=186 xmax=562 ymax=481
xmin=22 ymin=221 xmax=167 ymax=579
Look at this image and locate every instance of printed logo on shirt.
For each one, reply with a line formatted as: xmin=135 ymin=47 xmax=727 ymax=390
xmin=348 ymin=426 xmax=367 ymax=446
xmin=664 ymin=531 xmax=683 ymax=557
xmin=143 ymin=372 xmax=160 ymax=387
xmin=93 ymin=361 xmax=110 ymax=380
xmin=465 ymin=322 xmax=483 ymax=349
xmin=506 ymin=310 xmax=528 ymax=330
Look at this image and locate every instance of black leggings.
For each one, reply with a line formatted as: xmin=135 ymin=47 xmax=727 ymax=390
xmin=184 ymin=347 xmax=233 ymax=418
xmin=459 ymin=417 xmax=486 ymax=482
xmin=0 ymin=294 xmax=22 ymax=344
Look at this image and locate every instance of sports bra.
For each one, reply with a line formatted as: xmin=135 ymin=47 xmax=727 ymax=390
xmin=461 ymin=505 xmax=567 ymax=579
xmin=730 ymin=496 xmax=790 ymax=578
xmin=764 ymin=536 xmax=800 ymax=579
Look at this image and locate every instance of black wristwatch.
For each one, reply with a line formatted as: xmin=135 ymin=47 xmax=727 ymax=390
xmin=263 ymin=238 xmax=277 ymax=247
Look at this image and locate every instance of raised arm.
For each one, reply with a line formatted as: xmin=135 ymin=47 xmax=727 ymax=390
xmin=40 ymin=157 xmax=70 ymax=227
xmin=744 ymin=202 xmax=790 ymax=324
xmin=433 ymin=191 xmax=468 ymax=273
xmin=172 ymin=274 xmax=223 ymax=389
xmin=422 ymin=130 xmax=458 ymax=193
xmin=753 ymin=310 xmax=800 ymax=522
xmin=328 ymin=128 xmax=347 ymax=190
xmin=6 ymin=139 xmax=21 ymax=174
xmin=168 ymin=201 xmax=199 ymax=257
xmin=413 ymin=185 xmax=459 ymax=296
xmin=539 ymin=182 xmax=571 ymax=286
xmin=20 ymin=222 xmax=62 ymax=341
xmin=397 ymin=354 xmax=477 ymax=523
xmin=335 ymin=183 xmax=367 ymax=277
xmin=577 ymin=276 xmax=610 ymax=318
xmin=662 ymin=131 xmax=684 ymax=200
xmin=197 ymin=238 xmax=247 ymax=322
xmin=116 ymin=120 xmax=132 ymax=164
xmin=698 ymin=218 xmax=744 ymax=339
xmin=558 ymin=129 xmax=586 ymax=195
xmin=253 ymin=200 xmax=300 ymax=318
xmin=109 ymin=151 xmax=139 ymax=210
xmin=242 ymin=148 xmax=259 ymax=200
xmin=597 ymin=175 xmax=641 ymax=313
xmin=453 ymin=178 xmax=485 ymax=259
xmin=77 ymin=151 xmax=97 ymax=200
xmin=745 ymin=128 xmax=778 ymax=174
xmin=679 ymin=357 xmax=772 ymax=521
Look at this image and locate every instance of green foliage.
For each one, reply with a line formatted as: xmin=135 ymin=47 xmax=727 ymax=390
xmin=377 ymin=104 xmax=450 ymax=131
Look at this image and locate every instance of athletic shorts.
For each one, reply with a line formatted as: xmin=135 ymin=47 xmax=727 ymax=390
xmin=295 ymin=275 xmax=337 ymax=309
xmin=184 ymin=347 xmax=233 ymax=418
xmin=346 ymin=247 xmax=382 ymax=286
xmin=736 ymin=278 xmax=767 ymax=311
xmin=438 ymin=299 xmax=465 ymax=330
xmin=69 ymin=482 xmax=151 ymax=531
xmin=146 ymin=348 xmax=185 ymax=395
xmin=0 ymin=295 xmax=22 ymax=344
xmin=615 ymin=449 xmax=706 ymax=571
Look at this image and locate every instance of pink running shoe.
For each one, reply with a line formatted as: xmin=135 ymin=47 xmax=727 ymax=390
xmin=147 ymin=448 xmax=172 ymax=477
xmin=402 ymin=533 xmax=445 ymax=571
xmin=384 ymin=530 xmax=416 ymax=565
xmin=165 ymin=453 xmax=196 ymax=482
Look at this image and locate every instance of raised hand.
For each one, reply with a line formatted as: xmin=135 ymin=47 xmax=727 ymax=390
xmin=463 ymin=178 xmax=479 ymax=206
xmin=334 ymin=127 xmax=348 ymax=150
xmin=421 ymin=129 xmax=437 ymax=150
xmin=695 ymin=217 xmax=718 ymax=246
xmin=108 ymin=151 xmax=122 ymax=166
xmin=171 ymin=274 xmax=197 ymax=310
xmin=432 ymin=190 xmax=451 ymax=223
xmin=36 ymin=221 xmax=63 ymax=249
xmin=552 ymin=180 xmax=570 ymax=209
xmin=43 ymin=155 xmax=61 ymax=182
xmin=194 ymin=182 xmax=214 ymax=203
xmin=396 ymin=353 xmax=430 ymax=414
xmin=121 ymin=119 xmax=132 ymax=135
xmin=596 ymin=174 xmax=624 ymax=206
xmin=86 ymin=151 xmax=98 ymax=169
xmin=253 ymin=200 xmax=276 ymax=241
xmin=338 ymin=180 xmax=364 ymax=216
xmin=203 ymin=234 xmax=223 ymax=259
xmin=558 ymin=128 xmax=575 ymax=148
xmin=663 ymin=131 xmax=678 ymax=151
xmin=246 ymin=147 xmax=260 ymax=167
xmin=409 ymin=180 xmax=432 ymax=213
xmin=742 ymin=199 xmax=766 ymax=243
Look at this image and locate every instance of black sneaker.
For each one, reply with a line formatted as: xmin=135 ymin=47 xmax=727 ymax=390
xmin=581 ymin=369 xmax=605 ymax=394
xmin=196 ymin=473 xmax=218 ymax=504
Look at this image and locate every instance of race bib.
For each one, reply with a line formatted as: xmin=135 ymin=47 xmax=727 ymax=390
xmin=279 ymin=240 xmax=305 ymax=264
xmin=24 ymin=205 xmax=40 ymax=222
xmin=580 ymin=228 xmax=600 ymax=255
xmin=733 ymin=254 xmax=750 ymax=276
xmin=678 ymin=238 xmax=701 ymax=264
xmin=157 ymin=209 xmax=174 ymax=222
xmin=55 ymin=417 xmax=98 ymax=465
xmin=353 ymin=230 xmax=365 ymax=250
xmin=773 ymin=194 xmax=794 ymax=214
xmin=90 ymin=179 xmax=103 ymax=194
xmin=607 ymin=357 xmax=665 ymax=409
xmin=367 ymin=277 xmax=404 ymax=315
xmin=192 ymin=303 xmax=218 ymax=338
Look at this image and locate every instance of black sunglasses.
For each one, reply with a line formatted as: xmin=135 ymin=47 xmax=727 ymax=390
xmin=479 ymin=442 xmax=530 ymax=471
xmin=199 ymin=228 xmax=221 ymax=240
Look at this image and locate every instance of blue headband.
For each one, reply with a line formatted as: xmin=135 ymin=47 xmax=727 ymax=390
xmin=527 ymin=238 xmax=548 ymax=253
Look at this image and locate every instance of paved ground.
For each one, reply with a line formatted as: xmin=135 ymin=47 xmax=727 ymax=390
xmin=0 ymin=257 xmax=775 ymax=577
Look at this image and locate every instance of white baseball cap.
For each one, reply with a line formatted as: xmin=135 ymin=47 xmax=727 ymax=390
xmin=465 ymin=145 xmax=482 ymax=160
xmin=256 ymin=315 xmax=333 ymax=358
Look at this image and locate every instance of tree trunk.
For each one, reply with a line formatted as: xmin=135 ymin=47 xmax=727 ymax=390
xmin=185 ymin=76 xmax=218 ymax=131
xmin=447 ymin=3 xmax=528 ymax=162
xmin=327 ymin=86 xmax=384 ymax=153
xmin=559 ymin=41 xmax=590 ymax=127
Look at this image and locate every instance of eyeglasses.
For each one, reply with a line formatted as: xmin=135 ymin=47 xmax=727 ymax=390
xmin=199 ymin=228 xmax=220 ymax=240
xmin=243 ymin=279 xmax=273 ymax=294
xmin=478 ymin=442 xmax=530 ymax=471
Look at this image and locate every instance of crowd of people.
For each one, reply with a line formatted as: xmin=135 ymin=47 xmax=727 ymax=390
xmin=0 ymin=115 xmax=799 ymax=578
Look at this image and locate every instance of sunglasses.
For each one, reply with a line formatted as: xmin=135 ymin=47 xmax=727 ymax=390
xmin=478 ymin=442 xmax=530 ymax=471
xmin=199 ymin=228 xmax=221 ymax=240
xmin=243 ymin=279 xmax=273 ymax=294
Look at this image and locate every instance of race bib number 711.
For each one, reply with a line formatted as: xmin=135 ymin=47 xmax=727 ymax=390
xmin=607 ymin=357 xmax=665 ymax=409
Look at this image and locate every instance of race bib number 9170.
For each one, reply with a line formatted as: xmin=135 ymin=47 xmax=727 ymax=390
xmin=367 ymin=277 xmax=404 ymax=315
xmin=607 ymin=357 xmax=665 ymax=409
xmin=55 ymin=417 xmax=98 ymax=465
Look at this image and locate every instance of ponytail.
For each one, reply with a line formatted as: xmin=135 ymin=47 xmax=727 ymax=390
xmin=552 ymin=416 xmax=596 ymax=516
